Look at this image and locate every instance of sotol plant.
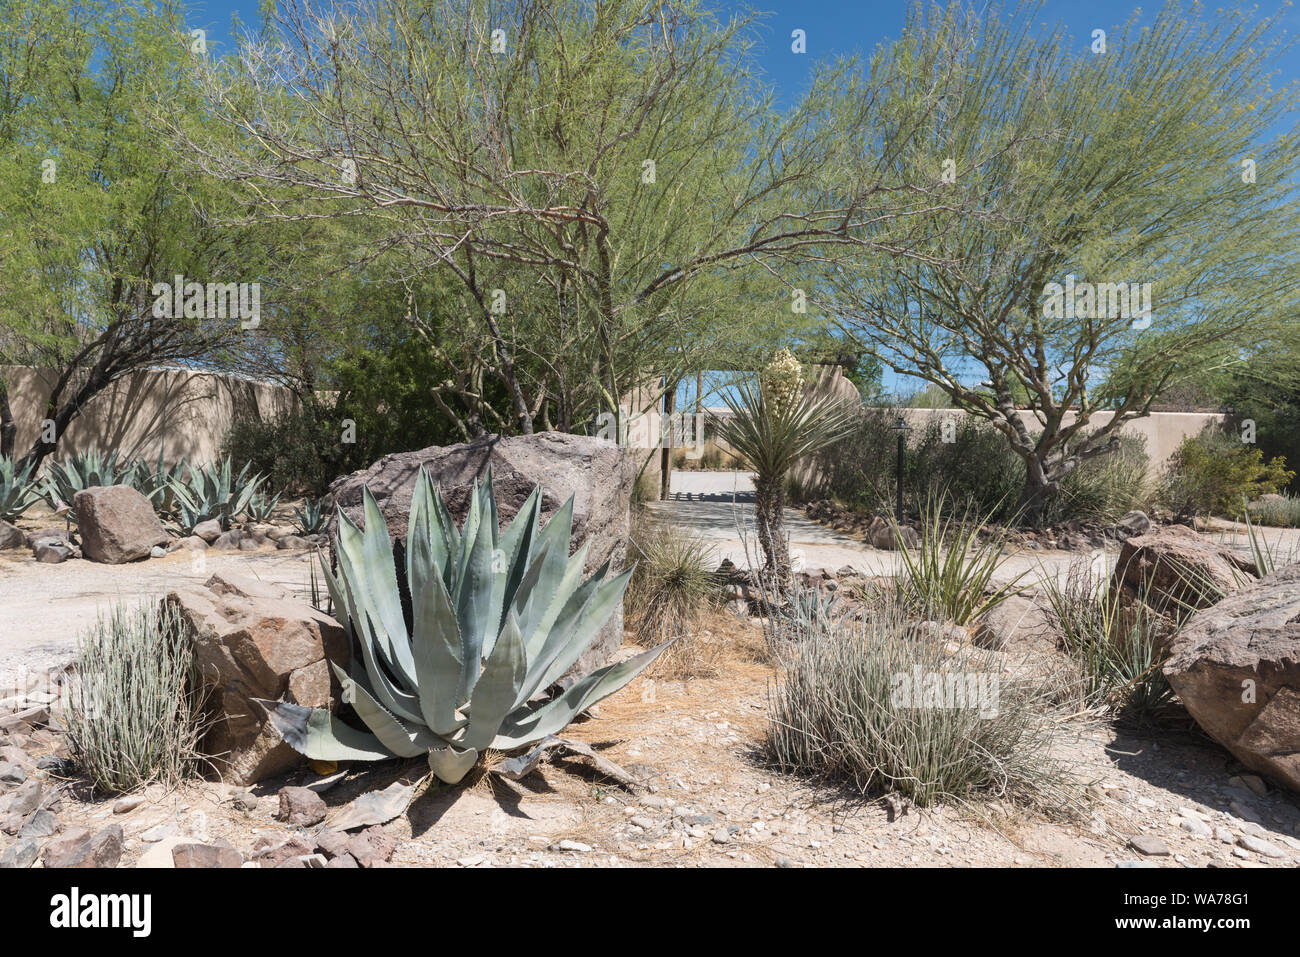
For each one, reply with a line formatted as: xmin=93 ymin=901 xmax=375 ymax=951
xmin=259 ymin=468 xmax=669 ymax=784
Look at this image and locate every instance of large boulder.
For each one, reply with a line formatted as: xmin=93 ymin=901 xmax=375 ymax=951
xmin=1111 ymin=525 xmax=1257 ymax=612
xmin=327 ymin=433 xmax=635 ymax=677
xmin=72 ymin=485 xmax=168 ymax=564
xmin=164 ymin=574 xmax=348 ymax=786
xmin=1165 ymin=563 xmax=1300 ymax=793
xmin=972 ymin=594 xmax=1060 ymax=654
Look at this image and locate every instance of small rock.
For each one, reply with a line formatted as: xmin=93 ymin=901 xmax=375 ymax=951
xmin=1236 ymin=834 xmax=1285 ymax=859
xmin=628 ymin=816 xmax=655 ymax=831
xmin=230 ymin=791 xmax=259 ymax=812
xmin=172 ymin=843 xmax=243 ymax=868
xmin=0 ymin=838 xmax=41 ymax=869
xmin=139 ymin=822 xmax=178 ymax=843
xmin=252 ymin=835 xmax=315 ymax=867
xmin=1214 ymin=827 xmax=1235 ymax=844
xmin=113 ymin=795 xmax=145 ymax=814
xmin=4 ymin=780 xmax=43 ymax=817
xmin=0 ymin=812 xmax=22 ymax=835
xmin=1178 ymin=817 xmax=1212 ymax=837
xmin=711 ymin=828 xmax=730 ymax=845
xmin=1128 ymin=835 xmax=1170 ymax=857
xmin=42 ymin=825 xmax=124 ymax=868
xmin=276 ymin=786 xmax=327 ymax=827
xmin=315 ymin=829 xmax=351 ymax=859
xmin=347 ymin=825 xmax=396 ymax=868
xmin=326 ymin=852 xmax=359 ymax=868
xmin=0 ymin=761 xmax=26 ymax=785
xmin=19 ymin=808 xmax=57 ymax=839
xmin=555 ymin=840 xmax=591 ymax=853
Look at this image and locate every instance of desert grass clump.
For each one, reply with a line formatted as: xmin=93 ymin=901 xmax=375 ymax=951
xmin=1039 ymin=559 xmax=1177 ymax=721
xmin=64 ymin=602 xmax=205 ymax=793
xmin=895 ymin=492 xmax=1028 ymax=625
xmin=766 ymin=601 xmax=1080 ymax=811
xmin=627 ymin=516 xmax=718 ymax=656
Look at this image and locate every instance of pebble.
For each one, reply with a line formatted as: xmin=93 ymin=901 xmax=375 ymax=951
xmin=555 ymin=840 xmax=591 ymax=853
xmin=1214 ymin=827 xmax=1236 ymax=844
xmin=1178 ymin=817 xmax=1212 ymax=837
xmin=711 ymin=829 xmax=729 ymax=844
xmin=113 ymin=796 xmax=145 ymax=814
xmin=628 ymin=816 xmax=655 ymax=830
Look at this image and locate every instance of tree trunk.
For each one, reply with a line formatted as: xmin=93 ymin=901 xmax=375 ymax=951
xmin=1016 ymin=456 xmax=1057 ymax=528
xmin=0 ymin=378 xmax=15 ymax=461
xmin=753 ymin=476 xmax=791 ymax=589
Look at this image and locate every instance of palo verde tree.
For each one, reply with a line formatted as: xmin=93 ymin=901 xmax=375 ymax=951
xmin=0 ymin=0 xmax=262 ymax=469
xmin=171 ymin=0 xmax=982 ymax=438
xmin=826 ymin=2 xmax=1300 ymax=523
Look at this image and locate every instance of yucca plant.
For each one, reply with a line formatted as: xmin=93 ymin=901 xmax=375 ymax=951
xmin=717 ymin=353 xmax=857 ymax=587
xmin=0 ymin=455 xmax=42 ymax=522
xmin=245 ymin=489 xmax=283 ymax=524
xmin=259 ymin=467 xmax=670 ymax=784
xmin=292 ymin=497 xmax=327 ymax=534
xmin=895 ymin=491 xmax=1029 ymax=625
xmin=168 ymin=457 xmax=264 ymax=533
xmin=42 ymin=449 xmax=134 ymax=510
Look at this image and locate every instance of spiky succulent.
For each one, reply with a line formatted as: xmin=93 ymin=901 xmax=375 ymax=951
xmin=259 ymin=467 xmax=667 ymax=784
xmin=168 ymin=457 xmax=264 ymax=533
xmin=292 ymin=497 xmax=327 ymax=534
xmin=245 ymin=489 xmax=282 ymax=523
xmin=0 ymin=456 xmax=41 ymax=522
xmin=43 ymin=449 xmax=135 ymax=510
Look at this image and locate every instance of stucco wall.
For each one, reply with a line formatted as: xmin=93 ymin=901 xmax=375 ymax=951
xmin=3 ymin=366 xmax=297 ymax=468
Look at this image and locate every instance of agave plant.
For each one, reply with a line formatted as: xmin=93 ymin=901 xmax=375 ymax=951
xmin=42 ymin=449 xmax=135 ymax=510
xmin=128 ymin=454 xmax=187 ymax=516
xmin=0 ymin=456 xmax=42 ymax=522
xmin=292 ymin=498 xmax=327 ymax=534
xmin=168 ymin=457 xmax=264 ymax=533
xmin=245 ymin=489 xmax=283 ymax=524
xmin=258 ymin=467 xmax=669 ymax=784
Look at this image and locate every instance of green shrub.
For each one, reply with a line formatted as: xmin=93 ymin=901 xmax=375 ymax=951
xmin=222 ymin=408 xmax=347 ymax=496
xmin=64 ymin=602 xmax=205 ymax=793
xmin=1043 ymin=433 xmax=1150 ymax=525
xmin=766 ymin=599 xmax=1080 ymax=811
xmin=626 ymin=515 xmax=718 ymax=644
xmin=1040 ymin=559 xmax=1177 ymax=722
xmin=1246 ymin=492 xmax=1300 ymax=529
xmin=1159 ymin=427 xmax=1294 ymax=520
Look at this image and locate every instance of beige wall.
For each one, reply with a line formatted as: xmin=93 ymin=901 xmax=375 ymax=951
xmin=3 ymin=366 xmax=297 ymax=468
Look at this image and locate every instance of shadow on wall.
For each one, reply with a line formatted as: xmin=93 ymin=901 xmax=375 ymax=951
xmin=2 ymin=366 xmax=298 ymax=467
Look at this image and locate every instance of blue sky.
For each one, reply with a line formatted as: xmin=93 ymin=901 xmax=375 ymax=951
xmin=182 ymin=1 xmax=1300 ymax=402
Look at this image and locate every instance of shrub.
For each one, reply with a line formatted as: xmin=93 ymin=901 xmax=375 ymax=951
xmin=1159 ymin=427 xmax=1294 ymax=520
xmin=1246 ymin=492 xmax=1300 ymax=529
xmin=168 ymin=457 xmax=266 ymax=534
xmin=63 ymin=602 xmax=205 ymax=793
xmin=1043 ymin=433 xmax=1150 ymax=525
xmin=626 ymin=515 xmax=718 ymax=645
xmin=41 ymin=449 xmax=135 ymax=509
xmin=1039 ymin=559 xmax=1177 ymax=721
xmin=894 ymin=493 xmax=1028 ymax=626
xmin=766 ymin=599 xmax=1080 ymax=810
xmin=222 ymin=407 xmax=346 ymax=496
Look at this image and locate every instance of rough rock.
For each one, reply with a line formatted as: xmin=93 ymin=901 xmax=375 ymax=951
xmin=33 ymin=540 xmax=75 ymax=563
xmin=0 ymin=520 xmax=24 ymax=550
xmin=346 ymin=825 xmax=395 ymax=867
xmin=276 ymin=535 xmax=312 ymax=550
xmin=1128 ymin=835 xmax=1170 ymax=856
xmin=972 ymin=595 xmax=1059 ymax=653
xmin=192 ymin=519 xmax=223 ymax=543
xmin=172 ymin=842 xmax=243 ymax=868
xmin=1114 ymin=510 xmax=1151 ymax=540
xmin=18 ymin=808 xmax=56 ymax=838
xmin=1165 ymin=563 xmax=1300 ymax=792
xmin=314 ymin=829 xmax=351 ymax=859
xmin=72 ymin=485 xmax=169 ymax=564
xmin=210 ymin=530 xmax=242 ymax=551
xmin=866 ymin=516 xmax=919 ymax=551
xmin=4 ymin=781 xmax=44 ymax=817
xmin=252 ymin=835 xmax=315 ymax=867
xmin=327 ymin=432 xmax=635 ymax=676
xmin=0 ymin=838 xmax=40 ymax=868
xmin=42 ymin=825 xmax=124 ymax=868
xmin=276 ymin=786 xmax=327 ymax=827
xmin=1112 ymin=525 xmax=1257 ymax=611
xmin=163 ymin=574 xmax=349 ymax=785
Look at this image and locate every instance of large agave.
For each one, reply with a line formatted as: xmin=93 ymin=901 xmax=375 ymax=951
xmin=43 ymin=449 xmax=134 ymax=510
xmin=258 ymin=467 xmax=668 ymax=784
xmin=0 ymin=456 xmax=41 ymax=522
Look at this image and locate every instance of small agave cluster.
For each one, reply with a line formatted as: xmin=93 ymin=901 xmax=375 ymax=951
xmin=260 ymin=467 xmax=668 ymax=783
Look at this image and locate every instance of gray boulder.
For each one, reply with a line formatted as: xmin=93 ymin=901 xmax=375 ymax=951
xmin=1112 ymin=525 xmax=1257 ymax=611
xmin=0 ymin=520 xmax=24 ymax=550
xmin=73 ymin=485 xmax=168 ymax=564
xmin=1165 ymin=563 xmax=1300 ymax=793
xmin=327 ymin=432 xmax=635 ymax=676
